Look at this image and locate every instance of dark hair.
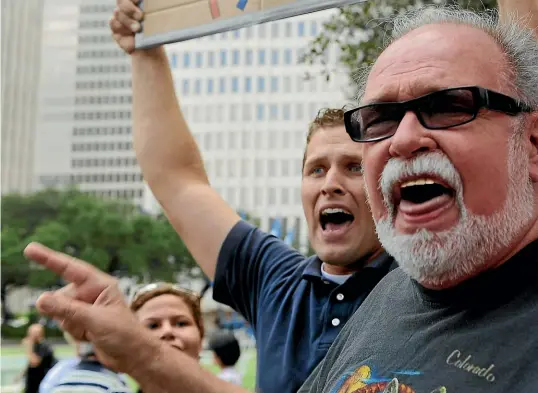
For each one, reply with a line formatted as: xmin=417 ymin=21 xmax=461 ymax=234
xmin=208 ymin=331 xmax=241 ymax=367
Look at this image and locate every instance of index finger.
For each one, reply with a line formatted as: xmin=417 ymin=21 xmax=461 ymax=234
xmin=24 ymin=242 xmax=111 ymax=290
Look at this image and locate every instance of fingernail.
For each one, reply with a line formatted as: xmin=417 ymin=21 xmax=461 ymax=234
xmin=131 ymin=22 xmax=140 ymax=32
xmin=38 ymin=294 xmax=54 ymax=313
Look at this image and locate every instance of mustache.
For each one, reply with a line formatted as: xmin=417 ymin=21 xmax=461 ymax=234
xmin=379 ymin=152 xmax=463 ymax=209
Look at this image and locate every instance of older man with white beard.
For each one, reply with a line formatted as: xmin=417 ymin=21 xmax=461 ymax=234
xmin=296 ymin=5 xmax=538 ymax=393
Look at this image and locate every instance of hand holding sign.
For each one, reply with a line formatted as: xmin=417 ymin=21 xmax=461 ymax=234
xmin=110 ymin=0 xmax=143 ymax=54
xmin=24 ymin=242 xmax=158 ymax=374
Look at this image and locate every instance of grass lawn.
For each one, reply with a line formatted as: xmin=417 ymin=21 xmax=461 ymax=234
xmin=1 ymin=344 xmax=257 ymax=391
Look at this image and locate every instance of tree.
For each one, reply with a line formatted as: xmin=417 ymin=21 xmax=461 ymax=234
xmin=1 ymin=189 xmax=199 ymax=318
xmin=304 ymin=0 xmax=497 ymax=97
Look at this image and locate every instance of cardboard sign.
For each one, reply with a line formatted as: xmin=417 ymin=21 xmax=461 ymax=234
xmin=135 ymin=0 xmax=364 ymax=48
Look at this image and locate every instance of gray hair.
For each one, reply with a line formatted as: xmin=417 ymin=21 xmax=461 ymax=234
xmin=355 ymin=6 xmax=538 ymax=108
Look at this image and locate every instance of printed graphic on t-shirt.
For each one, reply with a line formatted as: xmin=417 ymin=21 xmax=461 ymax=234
xmin=331 ymin=365 xmax=446 ymax=393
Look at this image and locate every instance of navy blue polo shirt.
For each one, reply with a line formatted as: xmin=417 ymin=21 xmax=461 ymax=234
xmin=213 ymin=221 xmax=395 ymax=393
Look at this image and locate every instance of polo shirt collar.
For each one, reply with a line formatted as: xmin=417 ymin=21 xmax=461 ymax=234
xmin=302 ymin=251 xmax=394 ymax=282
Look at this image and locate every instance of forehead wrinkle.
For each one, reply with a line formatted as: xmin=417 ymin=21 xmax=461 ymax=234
xmin=363 ymin=24 xmax=511 ymax=103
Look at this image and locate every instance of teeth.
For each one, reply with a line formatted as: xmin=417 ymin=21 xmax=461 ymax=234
xmin=400 ymin=178 xmax=437 ymax=188
xmin=321 ymin=208 xmax=351 ymax=215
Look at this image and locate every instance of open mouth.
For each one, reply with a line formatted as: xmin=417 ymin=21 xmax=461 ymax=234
xmin=320 ymin=208 xmax=355 ymax=231
xmin=394 ymin=177 xmax=455 ymax=220
xmin=399 ymin=179 xmax=454 ymax=204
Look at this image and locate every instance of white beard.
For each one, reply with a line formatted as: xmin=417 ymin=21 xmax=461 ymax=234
xmin=370 ymin=132 xmax=535 ymax=288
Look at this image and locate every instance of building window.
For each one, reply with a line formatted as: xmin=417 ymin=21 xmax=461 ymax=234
xmin=226 ymin=188 xmax=236 ymax=205
xmin=295 ymin=103 xmax=304 ymax=120
xmin=204 ymin=133 xmax=212 ymax=150
xmin=283 ymin=76 xmax=291 ymax=92
xmin=281 ymin=188 xmax=289 ymax=205
xmin=259 ymin=24 xmax=266 ymax=38
xmin=195 ymin=52 xmax=203 ymax=67
xmin=268 ymin=130 xmax=278 ymax=149
xmin=194 ymin=79 xmax=201 ymax=94
xmin=216 ymin=132 xmax=224 ymax=149
xmin=182 ymin=80 xmax=190 ymax=95
xmin=256 ymin=104 xmax=265 ymax=120
xmin=231 ymin=77 xmax=239 ymax=93
xmin=258 ymin=49 xmax=266 ymax=65
xmin=270 ymin=77 xmax=278 ymax=92
xmin=295 ymin=130 xmax=304 ymax=148
xmin=228 ymin=131 xmax=236 ymax=149
xmin=246 ymin=49 xmax=253 ymax=65
xmin=257 ymin=77 xmax=265 ymax=93
xmin=311 ymin=21 xmax=318 ymax=36
xmin=268 ymin=159 xmax=277 ymax=177
xmin=255 ymin=160 xmax=264 ymax=177
xmin=285 ymin=22 xmax=292 ymax=37
xmin=284 ymin=49 xmax=292 ymax=65
xmin=219 ymin=77 xmax=226 ymax=93
xmin=207 ymin=79 xmax=214 ymax=94
xmin=169 ymin=53 xmax=178 ymax=68
xmin=216 ymin=159 xmax=223 ymax=176
xmin=271 ymin=50 xmax=279 ymax=65
xmin=281 ymin=159 xmax=290 ymax=176
xmin=241 ymin=131 xmax=251 ymax=149
xmin=233 ymin=30 xmax=241 ymax=39
xmin=239 ymin=187 xmax=249 ymax=207
xmin=271 ymin=23 xmax=279 ymax=38
xmin=183 ymin=52 xmax=190 ymax=67
xmin=244 ymin=77 xmax=252 ymax=93
xmin=232 ymin=50 xmax=240 ymax=65
xmin=208 ymin=51 xmax=215 ymax=67
xmin=269 ymin=104 xmax=278 ymax=120
xmin=229 ymin=104 xmax=238 ymax=121
xmin=220 ymin=50 xmax=227 ymax=66
xmin=254 ymin=187 xmax=263 ymax=206
xmin=268 ymin=188 xmax=276 ymax=204
xmin=296 ymin=75 xmax=304 ymax=92
xmin=282 ymin=104 xmax=290 ymax=120
xmin=241 ymin=158 xmax=249 ymax=177
xmin=298 ymin=22 xmax=305 ymax=37
xmin=243 ymin=104 xmax=252 ymax=121
xmin=227 ymin=160 xmax=236 ymax=177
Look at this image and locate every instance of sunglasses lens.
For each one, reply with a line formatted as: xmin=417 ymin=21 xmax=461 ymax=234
xmin=420 ymin=88 xmax=476 ymax=128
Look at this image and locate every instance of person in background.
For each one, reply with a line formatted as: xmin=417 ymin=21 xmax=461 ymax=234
xmin=47 ymin=339 xmax=132 ymax=393
xmin=209 ymin=331 xmax=242 ymax=386
xmin=39 ymin=332 xmax=79 ymax=393
xmin=129 ymin=282 xmax=205 ymax=393
xmin=22 ymin=323 xmax=56 ymax=393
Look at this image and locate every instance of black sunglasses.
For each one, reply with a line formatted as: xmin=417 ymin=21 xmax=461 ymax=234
xmin=344 ymin=86 xmax=534 ymax=143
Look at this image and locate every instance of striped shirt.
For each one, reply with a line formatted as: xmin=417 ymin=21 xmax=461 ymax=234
xmin=48 ymin=360 xmax=132 ymax=393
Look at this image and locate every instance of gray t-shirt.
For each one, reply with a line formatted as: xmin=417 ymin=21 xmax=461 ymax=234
xmin=299 ymin=239 xmax=538 ymax=393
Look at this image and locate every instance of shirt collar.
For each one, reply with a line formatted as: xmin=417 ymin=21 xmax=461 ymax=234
xmin=302 ymin=251 xmax=394 ymax=282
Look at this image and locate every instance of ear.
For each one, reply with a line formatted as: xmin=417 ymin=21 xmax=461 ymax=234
xmin=528 ymin=112 xmax=538 ymax=183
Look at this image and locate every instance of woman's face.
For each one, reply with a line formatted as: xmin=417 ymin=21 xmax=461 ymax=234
xmin=136 ymin=294 xmax=202 ymax=360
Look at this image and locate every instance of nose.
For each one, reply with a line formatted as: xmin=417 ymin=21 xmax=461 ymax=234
xmin=159 ymin=322 xmax=177 ymax=342
xmin=321 ymin=168 xmax=346 ymax=196
xmin=388 ymin=111 xmax=438 ymax=159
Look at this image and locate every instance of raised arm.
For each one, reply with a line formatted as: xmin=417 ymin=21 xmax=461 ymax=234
xmin=111 ymin=0 xmax=240 ymax=280
xmin=498 ymin=0 xmax=538 ymax=35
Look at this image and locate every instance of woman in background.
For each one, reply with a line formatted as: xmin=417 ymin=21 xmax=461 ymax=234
xmin=130 ymin=283 xmax=205 ymax=393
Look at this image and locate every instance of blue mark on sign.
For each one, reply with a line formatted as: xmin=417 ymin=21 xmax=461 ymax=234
xmin=237 ymin=0 xmax=248 ymax=10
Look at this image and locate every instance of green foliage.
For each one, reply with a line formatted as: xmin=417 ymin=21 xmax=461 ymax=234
xmin=1 ymin=323 xmax=65 ymax=340
xmin=304 ymin=0 xmax=497 ymax=97
xmin=1 ymin=189 xmax=199 ymax=295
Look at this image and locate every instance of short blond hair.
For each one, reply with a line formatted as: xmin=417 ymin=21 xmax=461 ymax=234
xmin=302 ymin=108 xmax=346 ymax=170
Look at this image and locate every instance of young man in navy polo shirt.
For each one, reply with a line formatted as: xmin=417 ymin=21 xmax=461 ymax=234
xmin=105 ymin=4 xmax=394 ymax=392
